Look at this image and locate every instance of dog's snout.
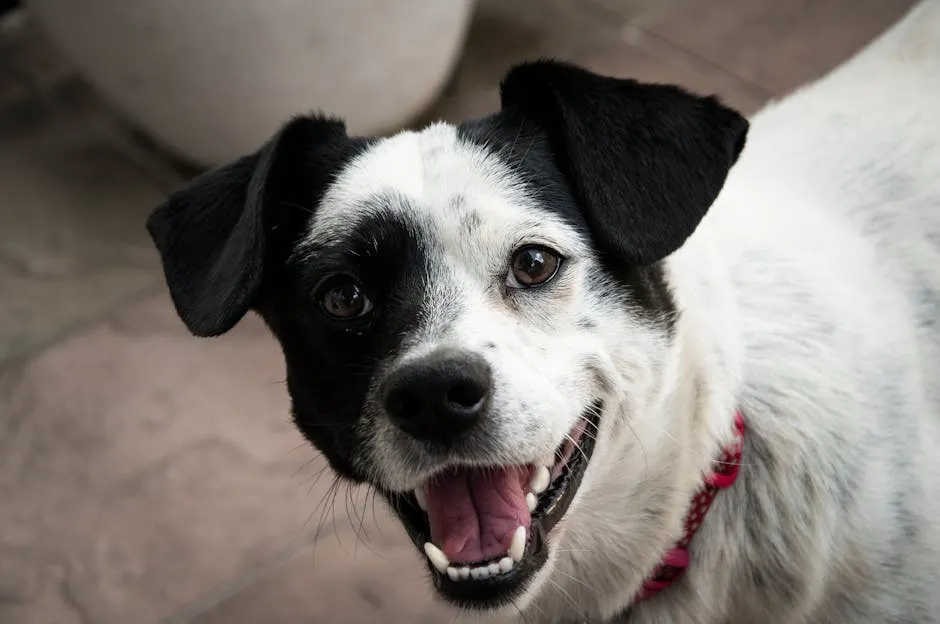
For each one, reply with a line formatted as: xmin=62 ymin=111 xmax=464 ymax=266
xmin=382 ymin=350 xmax=492 ymax=443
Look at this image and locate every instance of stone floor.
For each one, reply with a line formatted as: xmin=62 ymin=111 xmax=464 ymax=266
xmin=0 ymin=0 xmax=916 ymax=622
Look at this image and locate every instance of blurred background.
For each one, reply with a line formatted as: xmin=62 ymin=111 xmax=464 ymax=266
xmin=0 ymin=0 xmax=915 ymax=622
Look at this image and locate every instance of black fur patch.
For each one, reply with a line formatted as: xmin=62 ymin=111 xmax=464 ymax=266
xmin=261 ymin=202 xmax=442 ymax=480
xmin=145 ymin=117 xmax=447 ymax=480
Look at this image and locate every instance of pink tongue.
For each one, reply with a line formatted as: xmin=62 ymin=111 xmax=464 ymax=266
xmin=425 ymin=466 xmax=532 ymax=564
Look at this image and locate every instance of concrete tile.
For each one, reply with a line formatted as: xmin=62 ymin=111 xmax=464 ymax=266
xmin=645 ymin=0 xmax=916 ymax=95
xmin=421 ymin=25 xmax=769 ymax=129
xmin=580 ymin=0 xmax=684 ymax=23
xmin=61 ymin=440 xmax=315 ymax=623
xmin=0 ymin=576 xmax=85 ymax=624
xmin=188 ymin=515 xmax=465 ymax=624
xmin=418 ymin=86 xmax=500 ymax=126
xmin=0 ymin=12 xmax=184 ymax=366
xmin=573 ymin=31 xmax=771 ymax=116
xmin=417 ymin=0 xmax=771 ymax=128
xmin=0 ymin=544 xmax=81 ymax=624
xmin=414 ymin=0 xmax=628 ymax=127
xmin=0 ymin=294 xmax=341 ymax=623
xmin=455 ymin=0 xmax=619 ymax=87
xmin=0 ymin=99 xmax=180 ymax=365
xmin=0 ymin=296 xmax=303 ymax=513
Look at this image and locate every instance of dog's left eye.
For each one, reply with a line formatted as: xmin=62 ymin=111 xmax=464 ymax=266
xmin=317 ymin=277 xmax=374 ymax=320
xmin=507 ymin=245 xmax=562 ymax=288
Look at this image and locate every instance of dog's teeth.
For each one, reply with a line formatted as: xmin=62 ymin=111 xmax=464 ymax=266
xmin=414 ymin=487 xmax=427 ymax=511
xmin=530 ymin=466 xmax=551 ymax=494
xmin=447 ymin=558 xmax=513 ymax=582
xmin=526 ymin=492 xmax=537 ymax=512
xmin=423 ymin=542 xmax=449 ymax=573
xmin=509 ymin=526 xmax=526 ymax=562
xmin=470 ymin=566 xmax=491 ymax=580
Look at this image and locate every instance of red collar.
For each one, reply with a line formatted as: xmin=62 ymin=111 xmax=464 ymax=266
xmin=635 ymin=411 xmax=745 ymax=602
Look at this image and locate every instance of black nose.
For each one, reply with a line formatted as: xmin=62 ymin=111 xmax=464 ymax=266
xmin=382 ymin=349 xmax=492 ymax=444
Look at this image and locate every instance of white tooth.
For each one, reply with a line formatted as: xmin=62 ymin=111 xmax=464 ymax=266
xmin=530 ymin=466 xmax=551 ymax=494
xmin=471 ymin=566 xmax=491 ymax=580
xmin=414 ymin=487 xmax=427 ymax=511
xmin=509 ymin=526 xmax=527 ymax=562
xmin=458 ymin=567 xmax=470 ymax=580
xmin=499 ymin=557 xmax=514 ymax=573
xmin=423 ymin=542 xmax=449 ymax=573
xmin=488 ymin=562 xmax=501 ymax=575
xmin=446 ymin=566 xmax=460 ymax=582
xmin=526 ymin=492 xmax=538 ymax=512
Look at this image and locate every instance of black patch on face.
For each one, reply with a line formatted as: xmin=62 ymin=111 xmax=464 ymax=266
xmin=259 ymin=199 xmax=442 ymax=481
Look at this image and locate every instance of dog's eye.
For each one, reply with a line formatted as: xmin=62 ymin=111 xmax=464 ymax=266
xmin=507 ymin=246 xmax=562 ymax=288
xmin=318 ymin=278 xmax=373 ymax=320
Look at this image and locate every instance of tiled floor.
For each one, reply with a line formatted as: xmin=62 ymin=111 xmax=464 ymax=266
xmin=0 ymin=0 xmax=916 ymax=622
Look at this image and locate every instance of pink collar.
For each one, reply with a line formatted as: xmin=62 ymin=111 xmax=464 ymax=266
xmin=635 ymin=411 xmax=746 ymax=602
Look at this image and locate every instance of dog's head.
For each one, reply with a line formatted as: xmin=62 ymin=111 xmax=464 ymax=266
xmin=147 ymin=61 xmax=747 ymax=615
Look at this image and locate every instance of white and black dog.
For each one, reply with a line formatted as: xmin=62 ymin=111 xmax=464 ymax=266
xmin=146 ymin=2 xmax=940 ymax=622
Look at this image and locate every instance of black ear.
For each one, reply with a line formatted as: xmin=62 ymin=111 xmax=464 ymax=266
xmin=146 ymin=115 xmax=350 ymax=337
xmin=499 ymin=60 xmax=748 ymax=265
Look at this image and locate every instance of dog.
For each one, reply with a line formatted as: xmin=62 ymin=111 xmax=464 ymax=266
xmin=145 ymin=1 xmax=940 ymax=621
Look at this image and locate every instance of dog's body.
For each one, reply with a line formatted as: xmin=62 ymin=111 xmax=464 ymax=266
xmin=146 ymin=2 xmax=940 ymax=622
xmin=579 ymin=4 xmax=940 ymax=622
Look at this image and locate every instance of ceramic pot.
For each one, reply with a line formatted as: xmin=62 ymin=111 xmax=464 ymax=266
xmin=28 ymin=0 xmax=474 ymax=165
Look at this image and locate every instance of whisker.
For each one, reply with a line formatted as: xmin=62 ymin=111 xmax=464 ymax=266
xmin=563 ymin=431 xmax=589 ymax=464
xmin=508 ymin=118 xmax=524 ymax=158
xmin=279 ymin=200 xmax=316 ymax=216
xmin=660 ymin=429 xmax=750 ymax=469
xmin=517 ymin=134 xmax=538 ymax=169
xmin=624 ymin=419 xmax=648 ymax=474
xmin=545 ymin=577 xmax=585 ymax=620
xmin=554 ymin=568 xmax=598 ymax=593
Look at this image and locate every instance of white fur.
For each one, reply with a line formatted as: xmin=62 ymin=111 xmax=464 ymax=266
xmin=306 ymin=2 xmax=940 ymax=621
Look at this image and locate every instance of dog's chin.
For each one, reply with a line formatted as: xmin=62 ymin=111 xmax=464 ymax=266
xmin=382 ymin=401 xmax=602 ymax=611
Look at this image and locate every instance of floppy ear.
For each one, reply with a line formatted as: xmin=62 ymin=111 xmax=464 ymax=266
xmin=499 ymin=60 xmax=748 ymax=265
xmin=146 ymin=115 xmax=350 ymax=337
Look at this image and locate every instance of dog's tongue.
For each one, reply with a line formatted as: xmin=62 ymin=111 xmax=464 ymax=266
xmin=425 ymin=466 xmax=532 ymax=564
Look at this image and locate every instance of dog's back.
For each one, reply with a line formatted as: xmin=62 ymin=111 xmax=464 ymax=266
xmin=719 ymin=0 xmax=940 ymax=414
xmin=668 ymin=2 xmax=940 ymax=622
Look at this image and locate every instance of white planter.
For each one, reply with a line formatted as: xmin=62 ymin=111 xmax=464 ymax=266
xmin=27 ymin=0 xmax=474 ymax=165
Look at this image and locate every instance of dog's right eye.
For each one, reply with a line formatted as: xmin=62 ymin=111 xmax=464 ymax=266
xmin=317 ymin=277 xmax=373 ymax=320
xmin=507 ymin=245 xmax=563 ymax=288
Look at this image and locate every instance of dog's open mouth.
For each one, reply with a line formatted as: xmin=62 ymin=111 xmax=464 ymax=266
xmin=388 ymin=402 xmax=601 ymax=609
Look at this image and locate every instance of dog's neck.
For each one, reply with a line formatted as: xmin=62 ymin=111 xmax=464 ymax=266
xmin=632 ymin=411 xmax=745 ymax=603
xmin=614 ymin=216 xmax=748 ymax=614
